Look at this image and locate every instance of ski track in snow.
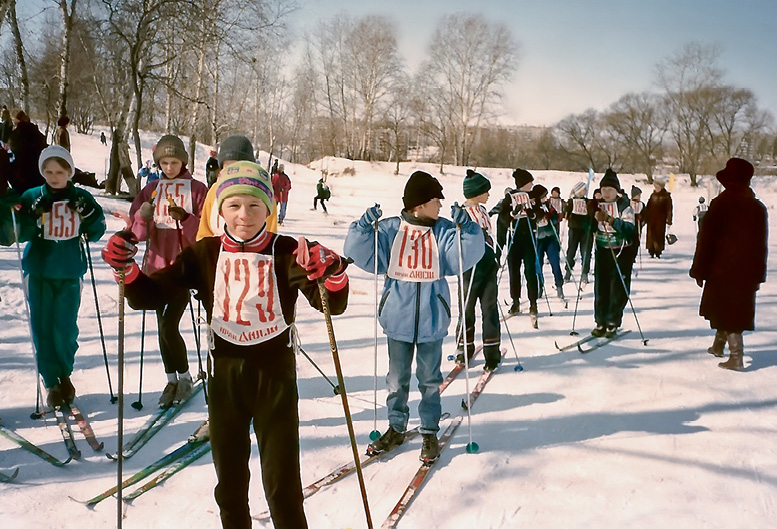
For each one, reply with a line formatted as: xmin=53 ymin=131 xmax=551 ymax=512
xmin=1 ymin=129 xmax=777 ymax=528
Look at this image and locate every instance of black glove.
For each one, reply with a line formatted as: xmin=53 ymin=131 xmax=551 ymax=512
xmin=168 ymin=205 xmax=189 ymax=222
xmin=68 ymin=195 xmax=97 ymax=219
xmin=30 ymin=193 xmax=55 ymax=216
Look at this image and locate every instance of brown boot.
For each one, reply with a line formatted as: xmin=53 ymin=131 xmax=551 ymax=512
xmin=707 ymin=330 xmax=727 ymax=357
xmin=718 ymin=333 xmax=744 ymax=371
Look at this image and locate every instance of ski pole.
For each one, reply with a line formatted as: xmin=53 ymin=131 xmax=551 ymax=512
xmin=116 ymin=268 xmax=126 ymax=529
xmin=10 ymin=207 xmax=45 ymax=418
xmin=455 ymin=220 xmax=477 ymax=454
xmin=298 ymin=347 xmax=340 ymax=394
xmin=451 ymin=262 xmax=477 ymax=361
xmin=315 ymin=279 xmax=374 ymax=529
xmin=605 ymin=242 xmax=648 ymax=345
xmin=132 ymin=237 xmax=151 ymax=411
xmin=370 ymin=213 xmax=380 ymax=441
xmin=569 ymin=226 xmax=593 ymax=336
xmin=83 ymin=236 xmax=118 ymax=404
xmin=495 ymin=294 xmax=524 ymax=372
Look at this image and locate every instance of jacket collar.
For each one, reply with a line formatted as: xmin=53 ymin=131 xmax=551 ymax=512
xmin=220 ymin=225 xmax=272 ymax=253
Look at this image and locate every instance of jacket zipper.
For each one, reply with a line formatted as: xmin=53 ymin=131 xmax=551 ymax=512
xmin=412 ymin=283 xmax=421 ymax=343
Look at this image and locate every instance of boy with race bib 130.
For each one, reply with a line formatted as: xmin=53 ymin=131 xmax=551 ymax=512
xmin=344 ymin=170 xmax=484 ymax=464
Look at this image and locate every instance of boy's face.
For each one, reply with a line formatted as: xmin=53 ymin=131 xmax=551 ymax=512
xmin=42 ymin=160 xmax=70 ymax=189
xmin=159 ymin=156 xmax=183 ymax=179
xmin=468 ymin=191 xmax=489 ymax=205
xmin=551 ymin=190 xmax=560 ymax=198
xmin=220 ymin=194 xmax=269 ymax=240
xmin=601 ymin=187 xmax=618 ymax=202
xmin=413 ymin=198 xmax=442 ymax=221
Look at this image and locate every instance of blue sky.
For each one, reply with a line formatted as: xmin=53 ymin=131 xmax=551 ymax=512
xmin=296 ymin=0 xmax=777 ymax=126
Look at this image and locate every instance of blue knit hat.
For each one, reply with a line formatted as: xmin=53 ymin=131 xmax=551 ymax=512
xmin=462 ymin=169 xmax=491 ymax=198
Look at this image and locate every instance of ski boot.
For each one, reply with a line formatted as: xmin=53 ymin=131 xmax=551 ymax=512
xmin=367 ymin=426 xmax=405 ymax=456
xmin=174 ymin=376 xmax=193 ymax=404
xmin=581 ymin=273 xmax=589 ymax=285
xmin=529 ymin=304 xmax=538 ymax=329
xmin=420 ymin=434 xmax=440 ymax=464
xmin=46 ymin=385 xmax=64 ymax=409
xmin=508 ymin=301 xmax=521 ymax=316
xmin=158 ymin=382 xmax=178 ymax=408
xmin=60 ymin=377 xmax=76 ymax=405
xmin=604 ymin=325 xmax=619 ymax=338
xmin=564 ymin=269 xmax=572 ymax=282
xmin=591 ymin=324 xmax=607 ymax=337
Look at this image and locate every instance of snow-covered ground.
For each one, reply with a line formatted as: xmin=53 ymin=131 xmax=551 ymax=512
xmin=1 ymin=129 xmax=776 ymax=529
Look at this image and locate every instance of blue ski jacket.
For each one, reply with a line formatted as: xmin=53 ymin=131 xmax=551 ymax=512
xmin=344 ymin=211 xmax=484 ymax=343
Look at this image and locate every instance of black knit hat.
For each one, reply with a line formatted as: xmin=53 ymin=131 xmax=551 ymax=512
xmin=462 ymin=169 xmax=491 ymax=198
xmin=530 ymin=184 xmax=548 ymax=201
xmin=512 ymin=168 xmax=533 ymax=188
xmin=403 ymin=171 xmax=444 ymax=211
xmin=217 ymin=135 xmax=256 ymax=167
xmin=600 ymin=168 xmax=620 ymax=190
xmin=631 ymin=185 xmax=642 ymax=199
xmin=153 ymin=135 xmax=188 ymax=165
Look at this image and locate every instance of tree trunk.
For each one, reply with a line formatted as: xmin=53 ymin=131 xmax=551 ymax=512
xmin=8 ymin=0 xmax=29 ymax=114
xmin=188 ymin=12 xmax=209 ymax=175
xmin=56 ymin=0 xmax=77 ymax=119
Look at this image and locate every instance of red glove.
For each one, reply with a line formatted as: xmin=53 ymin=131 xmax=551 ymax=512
xmin=102 ymin=230 xmax=139 ymax=270
xmin=294 ymin=237 xmax=343 ymax=281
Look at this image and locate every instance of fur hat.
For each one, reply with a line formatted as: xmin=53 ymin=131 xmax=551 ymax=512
xmin=571 ymin=181 xmax=587 ymax=197
xmin=153 ymin=135 xmax=188 ymax=165
xmin=462 ymin=169 xmax=491 ymax=198
xmin=38 ymin=145 xmax=75 ymax=179
xmin=600 ymin=168 xmax=620 ymax=190
xmin=215 ymin=161 xmax=273 ymax=212
xmin=631 ymin=185 xmax=642 ymax=199
xmin=716 ymin=157 xmax=754 ymax=189
xmin=512 ymin=168 xmax=534 ymax=188
xmin=403 ymin=170 xmax=444 ymax=211
xmin=217 ymin=135 xmax=255 ymax=167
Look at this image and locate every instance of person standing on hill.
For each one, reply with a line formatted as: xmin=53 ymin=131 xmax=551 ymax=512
xmin=499 ymin=168 xmax=540 ymax=324
xmin=53 ymin=116 xmax=71 ymax=152
xmin=0 ymin=105 xmax=13 ymax=145
xmin=344 ymin=170 xmax=484 ymax=463
xmin=591 ymin=169 xmax=635 ymax=338
xmin=564 ymin=181 xmax=593 ymax=284
xmin=128 ymin=134 xmax=208 ymax=407
xmin=690 ymin=158 xmax=768 ymax=371
xmin=7 ymin=110 xmax=48 ymax=193
xmin=643 ymin=177 xmax=673 ymax=258
xmin=272 ymin=163 xmax=291 ymax=225
xmin=205 ymin=149 xmax=220 ymax=188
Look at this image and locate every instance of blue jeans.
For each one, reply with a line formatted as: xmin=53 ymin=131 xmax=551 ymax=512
xmin=386 ymin=338 xmax=443 ymax=435
xmin=279 ymin=201 xmax=288 ymax=222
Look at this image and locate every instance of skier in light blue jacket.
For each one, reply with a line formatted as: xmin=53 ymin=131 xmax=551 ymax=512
xmin=344 ymin=170 xmax=484 ymax=464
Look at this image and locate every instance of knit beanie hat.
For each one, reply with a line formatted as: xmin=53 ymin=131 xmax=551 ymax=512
xmin=403 ymin=170 xmax=444 ymax=211
xmin=462 ymin=169 xmax=491 ymax=198
xmin=631 ymin=185 xmax=642 ymax=199
xmin=217 ymin=135 xmax=255 ymax=167
xmin=600 ymin=168 xmax=620 ymax=190
xmin=530 ymin=184 xmax=548 ymax=201
xmin=153 ymin=135 xmax=188 ymax=165
xmin=512 ymin=168 xmax=534 ymax=188
xmin=216 ymin=161 xmax=273 ymax=212
xmin=38 ymin=145 xmax=75 ymax=179
xmin=571 ymin=181 xmax=587 ymax=197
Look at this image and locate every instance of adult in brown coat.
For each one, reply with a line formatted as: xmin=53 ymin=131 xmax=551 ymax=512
xmin=642 ymin=178 xmax=673 ymax=258
xmin=689 ymin=158 xmax=768 ymax=371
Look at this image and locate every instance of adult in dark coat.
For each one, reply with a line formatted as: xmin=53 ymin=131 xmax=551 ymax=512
xmin=7 ymin=111 xmax=47 ymax=193
xmin=689 ymin=158 xmax=768 ymax=371
xmin=54 ymin=116 xmax=71 ymax=152
xmin=642 ymin=178 xmax=673 ymax=258
xmin=0 ymin=105 xmax=12 ymax=144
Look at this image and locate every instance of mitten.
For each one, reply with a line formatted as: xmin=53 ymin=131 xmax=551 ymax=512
xmin=68 ymin=195 xmax=96 ymax=219
xmin=294 ymin=237 xmax=343 ymax=281
xmin=138 ymin=201 xmax=155 ymax=220
xmin=30 ymin=193 xmax=55 ymax=216
xmin=102 ymin=230 xmax=139 ymax=270
xmin=358 ymin=204 xmax=382 ymax=229
xmin=450 ymin=203 xmax=470 ymax=225
xmin=168 ymin=205 xmax=189 ymax=222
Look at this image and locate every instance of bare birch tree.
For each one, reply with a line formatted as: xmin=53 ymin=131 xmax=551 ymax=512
xmin=55 ymin=0 xmax=77 ymax=119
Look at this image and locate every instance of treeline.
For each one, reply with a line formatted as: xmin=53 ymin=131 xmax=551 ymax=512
xmin=0 ymin=1 xmax=773 ymax=187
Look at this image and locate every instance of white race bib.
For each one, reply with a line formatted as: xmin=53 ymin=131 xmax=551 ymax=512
xmin=211 ymin=251 xmax=288 ymax=346
xmin=571 ymin=198 xmax=587 ymax=215
xmin=630 ymin=200 xmax=643 ymax=215
xmin=598 ymin=202 xmax=619 ymax=233
xmin=550 ymin=197 xmax=564 ymax=214
xmin=43 ymin=201 xmax=81 ymax=241
xmin=387 ymin=220 xmax=440 ymax=282
xmin=465 ymin=204 xmax=493 ymax=239
xmin=153 ymin=179 xmax=193 ymax=230
xmin=509 ymin=191 xmax=531 ymax=217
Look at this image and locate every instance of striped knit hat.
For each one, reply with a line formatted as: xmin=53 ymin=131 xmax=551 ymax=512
xmin=216 ymin=161 xmax=273 ymax=212
xmin=571 ymin=181 xmax=587 ymax=197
